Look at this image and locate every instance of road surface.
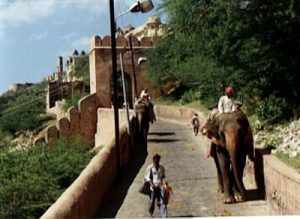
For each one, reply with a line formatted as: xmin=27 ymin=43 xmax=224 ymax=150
xmin=96 ymin=119 xmax=269 ymax=217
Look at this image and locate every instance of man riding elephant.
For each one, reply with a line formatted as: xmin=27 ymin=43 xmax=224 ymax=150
xmin=134 ymin=92 xmax=156 ymax=142
xmin=202 ymin=87 xmax=254 ymax=204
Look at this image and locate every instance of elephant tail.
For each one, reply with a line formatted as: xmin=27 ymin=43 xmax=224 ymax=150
xmin=244 ymin=127 xmax=255 ymax=161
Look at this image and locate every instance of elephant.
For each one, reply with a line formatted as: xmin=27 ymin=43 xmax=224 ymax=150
xmin=201 ymin=110 xmax=254 ymax=204
xmin=134 ymin=100 xmax=156 ymax=143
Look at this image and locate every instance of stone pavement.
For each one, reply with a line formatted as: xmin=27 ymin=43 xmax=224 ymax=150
xmin=96 ymin=119 xmax=269 ymax=218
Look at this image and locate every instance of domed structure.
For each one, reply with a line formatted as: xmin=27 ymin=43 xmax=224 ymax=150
xmin=124 ymin=16 xmax=165 ymax=40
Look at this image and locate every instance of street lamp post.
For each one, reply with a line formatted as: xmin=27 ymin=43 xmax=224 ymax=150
xmin=109 ymin=0 xmax=154 ymax=181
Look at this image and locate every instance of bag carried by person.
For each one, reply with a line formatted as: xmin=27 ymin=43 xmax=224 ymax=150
xmin=138 ymin=180 xmax=151 ymax=195
xmin=138 ymin=167 xmax=153 ymax=195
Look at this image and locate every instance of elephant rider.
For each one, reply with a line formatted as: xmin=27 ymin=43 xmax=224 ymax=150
xmin=218 ymin=86 xmax=236 ymax=114
xmin=140 ymin=87 xmax=150 ymax=99
xmin=134 ymin=92 xmax=156 ymax=124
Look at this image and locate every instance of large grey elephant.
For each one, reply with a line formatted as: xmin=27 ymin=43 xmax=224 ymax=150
xmin=134 ymin=101 xmax=156 ymax=143
xmin=202 ymin=110 xmax=254 ymax=204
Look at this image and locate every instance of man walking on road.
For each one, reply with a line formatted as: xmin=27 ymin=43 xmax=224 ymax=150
xmin=145 ymin=154 xmax=168 ymax=217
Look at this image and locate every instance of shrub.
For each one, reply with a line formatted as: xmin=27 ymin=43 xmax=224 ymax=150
xmin=255 ymin=95 xmax=288 ymax=122
xmin=0 ymin=138 xmax=95 ymax=219
xmin=180 ymin=90 xmax=201 ymax=105
xmin=62 ymin=93 xmax=88 ymax=112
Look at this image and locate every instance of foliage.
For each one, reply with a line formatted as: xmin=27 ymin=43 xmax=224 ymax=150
xmin=148 ymin=0 xmax=300 ymax=116
xmin=180 ymin=89 xmax=201 ymax=105
xmin=0 ymin=130 xmax=13 ymax=152
xmin=0 ymin=83 xmax=47 ymax=135
xmin=73 ymin=56 xmax=89 ymax=83
xmin=62 ymin=92 xmax=89 ymax=112
xmin=255 ymin=95 xmax=289 ymax=122
xmin=0 ymin=138 xmax=95 ymax=219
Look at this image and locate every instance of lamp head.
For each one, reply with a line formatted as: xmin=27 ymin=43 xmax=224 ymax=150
xmin=130 ymin=0 xmax=154 ymax=13
xmin=137 ymin=57 xmax=147 ymax=66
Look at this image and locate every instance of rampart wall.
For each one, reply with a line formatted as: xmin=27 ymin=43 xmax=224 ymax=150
xmin=43 ymin=93 xmax=99 ymax=145
xmin=41 ymin=122 xmax=132 ymax=219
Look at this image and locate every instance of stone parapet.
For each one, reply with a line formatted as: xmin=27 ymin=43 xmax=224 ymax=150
xmin=263 ymin=154 xmax=300 ymax=215
xmin=45 ymin=93 xmax=100 ymax=145
xmin=95 ymin=108 xmax=135 ymax=148
xmin=154 ymin=104 xmax=206 ymax=126
xmin=89 ymin=35 xmax=154 ymax=52
xmin=41 ymin=125 xmax=132 ymax=219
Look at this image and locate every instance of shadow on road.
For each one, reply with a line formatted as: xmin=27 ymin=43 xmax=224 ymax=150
xmin=148 ymin=132 xmax=175 ymax=136
xmin=95 ymin=144 xmax=148 ymax=218
xmin=147 ymin=139 xmax=182 ymax=143
xmin=246 ymin=189 xmax=265 ymax=201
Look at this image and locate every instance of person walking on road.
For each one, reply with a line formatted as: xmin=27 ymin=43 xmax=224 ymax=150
xmin=144 ymin=154 xmax=168 ymax=217
xmin=191 ymin=113 xmax=200 ymax=136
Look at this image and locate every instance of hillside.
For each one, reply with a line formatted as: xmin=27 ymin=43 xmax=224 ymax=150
xmin=0 ymin=82 xmax=51 ymax=145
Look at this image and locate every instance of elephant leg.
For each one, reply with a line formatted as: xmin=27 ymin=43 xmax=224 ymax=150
xmin=228 ymin=148 xmax=247 ymax=202
xmin=234 ymin=153 xmax=247 ymax=201
xmin=211 ymin=144 xmax=223 ymax=193
xmin=217 ymin=147 xmax=236 ymax=204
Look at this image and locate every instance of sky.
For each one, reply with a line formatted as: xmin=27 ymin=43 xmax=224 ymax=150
xmin=0 ymin=0 xmax=164 ymax=94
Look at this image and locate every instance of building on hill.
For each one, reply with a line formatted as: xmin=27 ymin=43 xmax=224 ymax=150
xmin=124 ymin=16 xmax=165 ymax=40
xmin=8 ymin=83 xmax=34 ymax=92
xmin=65 ymin=49 xmax=89 ymax=82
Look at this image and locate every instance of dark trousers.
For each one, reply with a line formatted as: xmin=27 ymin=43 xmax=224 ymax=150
xmin=193 ymin=126 xmax=199 ymax=135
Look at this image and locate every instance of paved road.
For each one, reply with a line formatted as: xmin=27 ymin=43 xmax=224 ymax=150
xmin=96 ymin=119 xmax=269 ymax=218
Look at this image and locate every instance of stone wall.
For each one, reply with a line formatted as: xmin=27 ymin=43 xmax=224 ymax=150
xmin=154 ymin=104 xmax=206 ymax=126
xmin=45 ymin=93 xmax=99 ymax=145
xmin=46 ymin=81 xmax=88 ymax=110
xmin=245 ymin=150 xmax=300 ymax=215
xmin=41 ymin=125 xmax=132 ymax=219
xmin=95 ymin=108 xmax=135 ymax=148
xmin=46 ymin=100 xmax=66 ymax=120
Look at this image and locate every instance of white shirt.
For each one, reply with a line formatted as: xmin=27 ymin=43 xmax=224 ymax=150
xmin=218 ymin=95 xmax=236 ymax=113
xmin=145 ymin=164 xmax=165 ymax=189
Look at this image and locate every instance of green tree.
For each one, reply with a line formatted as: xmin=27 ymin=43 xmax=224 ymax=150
xmin=148 ymin=0 xmax=300 ymax=115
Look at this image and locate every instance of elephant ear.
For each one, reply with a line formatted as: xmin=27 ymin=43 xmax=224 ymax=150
xmin=202 ymin=118 xmax=220 ymax=140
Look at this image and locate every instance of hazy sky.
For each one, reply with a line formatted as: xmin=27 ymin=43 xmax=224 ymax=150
xmin=0 ymin=0 xmax=164 ymax=94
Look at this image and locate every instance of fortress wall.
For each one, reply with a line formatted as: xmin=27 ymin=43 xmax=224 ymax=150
xmin=95 ymin=108 xmax=135 ymax=148
xmin=45 ymin=93 xmax=100 ymax=145
xmin=41 ymin=125 xmax=132 ymax=219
